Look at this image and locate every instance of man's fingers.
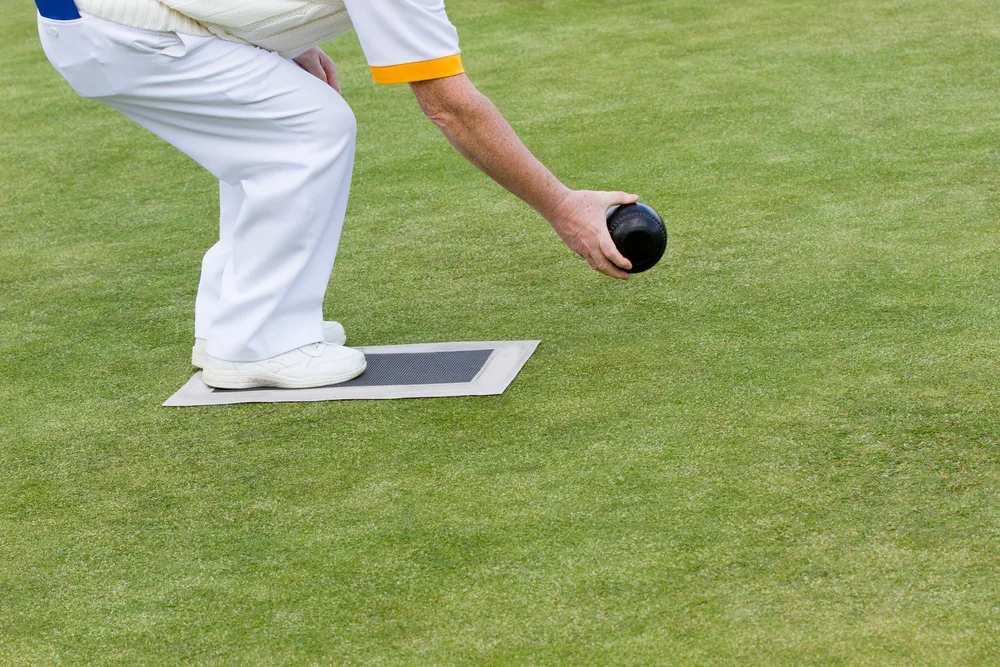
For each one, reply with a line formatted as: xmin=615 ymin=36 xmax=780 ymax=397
xmin=598 ymin=259 xmax=630 ymax=280
xmin=599 ymin=191 xmax=638 ymax=274
xmin=322 ymin=59 xmax=341 ymax=94
xmin=309 ymin=63 xmax=328 ymax=83
xmin=605 ymin=191 xmax=640 ymax=208
xmin=297 ymin=57 xmax=327 ymax=84
xmin=588 ymin=251 xmax=630 ymax=280
xmin=600 ymin=234 xmax=632 ymax=271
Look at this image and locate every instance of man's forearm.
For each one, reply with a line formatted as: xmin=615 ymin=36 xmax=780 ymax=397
xmin=411 ymin=75 xmax=570 ymax=220
xmin=410 ymin=73 xmax=637 ymax=280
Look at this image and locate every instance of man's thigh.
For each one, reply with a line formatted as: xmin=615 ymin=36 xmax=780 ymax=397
xmin=40 ymin=13 xmax=354 ymax=183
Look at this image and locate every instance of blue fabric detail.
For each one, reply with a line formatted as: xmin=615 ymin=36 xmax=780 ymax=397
xmin=35 ymin=0 xmax=81 ymax=21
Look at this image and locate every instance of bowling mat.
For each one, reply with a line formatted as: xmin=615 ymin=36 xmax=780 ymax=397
xmin=163 ymin=340 xmax=540 ymax=407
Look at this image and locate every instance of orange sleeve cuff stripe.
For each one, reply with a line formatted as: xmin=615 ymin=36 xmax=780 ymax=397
xmin=370 ymin=54 xmax=464 ymax=84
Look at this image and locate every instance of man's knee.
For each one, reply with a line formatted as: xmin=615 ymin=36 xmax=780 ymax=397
xmin=311 ymin=92 xmax=357 ymax=158
xmin=337 ymin=99 xmax=358 ymax=144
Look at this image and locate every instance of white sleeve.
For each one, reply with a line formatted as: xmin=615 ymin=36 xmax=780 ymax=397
xmin=342 ymin=0 xmax=464 ymax=84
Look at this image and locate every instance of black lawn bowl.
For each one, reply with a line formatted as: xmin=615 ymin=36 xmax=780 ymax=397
xmin=606 ymin=202 xmax=667 ymax=273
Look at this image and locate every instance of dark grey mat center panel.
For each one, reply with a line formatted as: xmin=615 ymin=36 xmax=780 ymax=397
xmin=214 ymin=349 xmax=494 ymax=392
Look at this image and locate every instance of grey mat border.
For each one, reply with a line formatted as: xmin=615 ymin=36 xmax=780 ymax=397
xmin=163 ymin=340 xmax=540 ymax=407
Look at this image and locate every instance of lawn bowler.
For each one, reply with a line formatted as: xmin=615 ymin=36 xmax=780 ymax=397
xmin=35 ymin=0 xmax=639 ymax=389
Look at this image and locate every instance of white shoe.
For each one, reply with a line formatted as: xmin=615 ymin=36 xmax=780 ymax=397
xmin=192 ymin=321 xmax=346 ymax=369
xmin=202 ymin=342 xmax=366 ymax=389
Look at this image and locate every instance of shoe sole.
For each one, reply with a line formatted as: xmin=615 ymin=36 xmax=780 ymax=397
xmin=202 ymin=358 xmax=366 ymax=390
xmin=192 ymin=333 xmax=347 ymax=369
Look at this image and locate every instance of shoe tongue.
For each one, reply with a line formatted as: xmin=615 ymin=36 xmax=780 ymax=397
xmin=303 ymin=342 xmax=325 ymax=357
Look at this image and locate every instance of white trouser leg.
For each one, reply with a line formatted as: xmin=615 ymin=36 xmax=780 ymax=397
xmin=194 ymin=181 xmax=243 ymax=340
xmin=38 ymin=14 xmax=357 ymax=361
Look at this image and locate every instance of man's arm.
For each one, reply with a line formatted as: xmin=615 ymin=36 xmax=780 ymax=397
xmin=410 ymin=74 xmax=636 ymax=280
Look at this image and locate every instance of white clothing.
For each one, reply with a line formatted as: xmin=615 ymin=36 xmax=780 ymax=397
xmin=39 ymin=13 xmax=356 ymax=361
xmin=343 ymin=0 xmax=462 ymax=81
xmin=159 ymin=0 xmax=352 ymax=58
xmin=73 ymin=0 xmax=463 ymax=73
xmin=37 ymin=1 xmax=463 ymax=360
xmin=73 ymin=0 xmax=352 ymax=58
xmin=74 ymin=0 xmax=210 ymax=39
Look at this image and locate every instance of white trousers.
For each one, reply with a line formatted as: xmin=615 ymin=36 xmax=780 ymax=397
xmin=38 ymin=13 xmax=357 ymax=361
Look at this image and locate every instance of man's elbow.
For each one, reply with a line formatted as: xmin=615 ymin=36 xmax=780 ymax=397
xmin=411 ymin=74 xmax=481 ymax=131
xmin=420 ymin=99 xmax=461 ymax=130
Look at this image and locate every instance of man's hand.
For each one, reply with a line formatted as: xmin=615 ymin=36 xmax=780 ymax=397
xmin=548 ymin=190 xmax=638 ymax=280
xmin=293 ymin=47 xmax=340 ymax=94
xmin=411 ymin=74 xmax=636 ymax=280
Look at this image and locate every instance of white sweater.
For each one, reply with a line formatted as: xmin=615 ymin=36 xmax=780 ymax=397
xmin=76 ymin=0 xmax=354 ymax=57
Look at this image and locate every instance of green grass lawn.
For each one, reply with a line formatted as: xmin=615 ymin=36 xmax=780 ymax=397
xmin=2 ymin=0 xmax=999 ymax=663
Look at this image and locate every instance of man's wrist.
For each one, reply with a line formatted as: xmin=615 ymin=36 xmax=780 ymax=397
xmin=539 ymin=184 xmax=575 ymax=226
